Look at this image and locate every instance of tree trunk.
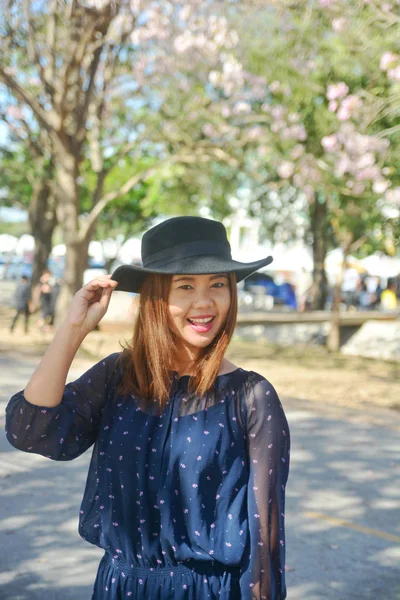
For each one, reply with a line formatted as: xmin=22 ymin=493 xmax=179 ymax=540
xmin=326 ymin=278 xmax=342 ymax=352
xmin=310 ymin=193 xmax=329 ymax=310
xmin=29 ymin=180 xmax=57 ymax=289
xmin=327 ymin=245 xmax=350 ymax=352
xmin=56 ymin=237 xmax=91 ymax=319
xmin=54 ymin=147 xmax=101 ymax=320
xmin=54 ymin=150 xmax=86 ymax=318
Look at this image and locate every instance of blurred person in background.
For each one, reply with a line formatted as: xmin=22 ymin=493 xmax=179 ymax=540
xmin=358 ymin=279 xmax=371 ymax=311
xmin=9 ymin=274 xmax=31 ymax=334
xmin=380 ymin=279 xmax=398 ymax=312
xmin=370 ymin=277 xmax=382 ymax=310
xmin=279 ymin=279 xmax=298 ymax=310
xmin=37 ymin=268 xmax=55 ymax=332
xmin=341 ymin=267 xmax=360 ymax=310
xmin=49 ymin=277 xmax=62 ymax=326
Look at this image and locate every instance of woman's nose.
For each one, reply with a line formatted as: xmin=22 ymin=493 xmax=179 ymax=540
xmin=192 ymin=289 xmax=214 ymax=308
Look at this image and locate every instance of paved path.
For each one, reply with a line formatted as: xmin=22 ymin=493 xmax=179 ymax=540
xmin=1 ymin=352 xmax=400 ymax=600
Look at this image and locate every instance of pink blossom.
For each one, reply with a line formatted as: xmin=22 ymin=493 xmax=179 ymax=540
xmin=303 ymin=185 xmax=315 ymax=201
xmin=220 ymin=105 xmax=231 ymax=118
xmin=269 ymin=80 xmax=282 ymax=94
xmin=290 ymin=145 xmax=304 ymax=160
xmin=202 ymin=124 xmax=216 ymax=137
xmin=6 ymin=106 xmax=24 ymax=120
xmin=380 ymin=52 xmax=398 ymax=71
xmin=388 ymin=66 xmax=400 ymax=82
xmin=277 ymin=161 xmax=295 ymax=179
xmin=174 ymin=32 xmax=194 ymax=53
xmin=233 ymin=101 xmax=251 ymax=114
xmin=328 ymin=100 xmax=338 ymax=113
xmin=373 ymin=180 xmax=390 ymax=194
xmin=335 ymin=154 xmax=352 ymax=177
xmin=250 ymin=83 xmax=267 ymax=101
xmin=332 ymin=18 xmax=346 ymax=32
xmin=386 ymin=188 xmax=400 ymax=206
xmin=340 ymin=95 xmax=362 ymax=120
xmin=247 ymin=126 xmax=263 ymax=141
xmin=355 ymin=166 xmax=381 ymax=181
xmin=327 ymin=82 xmax=349 ymax=101
xmin=270 ymin=105 xmax=286 ymax=120
xmin=286 ymin=124 xmax=307 ymax=141
xmin=337 ymin=105 xmax=350 ymax=121
xmin=321 ymin=134 xmax=339 ymax=152
xmin=179 ymin=6 xmax=191 ymax=21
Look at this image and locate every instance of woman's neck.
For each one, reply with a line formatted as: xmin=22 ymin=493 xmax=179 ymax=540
xmin=171 ymin=343 xmax=202 ymax=377
xmin=172 ymin=357 xmax=198 ymax=378
xmin=172 ymin=356 xmax=237 ymax=378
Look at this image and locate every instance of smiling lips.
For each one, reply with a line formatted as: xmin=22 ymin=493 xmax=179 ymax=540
xmin=187 ymin=315 xmax=215 ymax=333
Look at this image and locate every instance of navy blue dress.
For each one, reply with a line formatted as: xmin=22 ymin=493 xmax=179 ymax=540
xmin=5 ymin=352 xmax=290 ymax=599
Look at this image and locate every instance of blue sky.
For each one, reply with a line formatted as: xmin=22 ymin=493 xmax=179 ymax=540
xmin=0 ymin=121 xmax=9 ymax=145
xmin=0 ymin=206 xmax=28 ymax=222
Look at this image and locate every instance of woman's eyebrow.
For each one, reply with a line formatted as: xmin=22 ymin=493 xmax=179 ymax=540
xmin=173 ymin=276 xmax=195 ymax=282
xmin=173 ymin=275 xmax=228 ymax=283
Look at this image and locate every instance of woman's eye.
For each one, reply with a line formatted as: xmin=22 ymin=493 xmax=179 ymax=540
xmin=178 ymin=285 xmax=193 ymax=290
xmin=212 ymin=282 xmax=225 ymax=288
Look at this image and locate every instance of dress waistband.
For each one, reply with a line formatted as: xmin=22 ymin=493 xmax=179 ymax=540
xmin=103 ymin=553 xmax=241 ymax=579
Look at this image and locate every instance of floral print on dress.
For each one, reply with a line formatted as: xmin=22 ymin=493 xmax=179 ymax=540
xmin=5 ymin=353 xmax=290 ymax=600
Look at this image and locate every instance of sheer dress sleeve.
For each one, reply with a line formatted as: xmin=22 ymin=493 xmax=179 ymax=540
xmin=5 ymin=352 xmax=120 ymax=461
xmin=240 ymin=373 xmax=291 ymax=600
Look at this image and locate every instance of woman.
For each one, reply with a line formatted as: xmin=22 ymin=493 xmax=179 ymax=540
xmin=5 ymin=216 xmax=291 ymax=600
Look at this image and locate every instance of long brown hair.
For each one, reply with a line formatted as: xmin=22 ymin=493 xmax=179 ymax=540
xmin=117 ymin=272 xmax=238 ymax=410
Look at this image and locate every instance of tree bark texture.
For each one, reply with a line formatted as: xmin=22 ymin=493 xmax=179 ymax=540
xmin=54 ymin=150 xmax=84 ymax=315
xmin=310 ymin=194 xmax=329 ymax=310
xmin=326 ymin=251 xmax=348 ymax=352
xmin=326 ymin=280 xmax=342 ymax=352
xmin=29 ymin=180 xmax=57 ymax=289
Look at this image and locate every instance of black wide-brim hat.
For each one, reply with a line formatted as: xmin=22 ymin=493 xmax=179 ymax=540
xmin=111 ymin=216 xmax=273 ymax=293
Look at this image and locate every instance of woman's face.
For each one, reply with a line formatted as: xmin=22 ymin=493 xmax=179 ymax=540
xmin=168 ymin=273 xmax=231 ymax=355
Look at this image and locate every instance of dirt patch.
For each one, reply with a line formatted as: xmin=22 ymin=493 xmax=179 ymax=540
xmin=227 ymin=339 xmax=399 ymax=412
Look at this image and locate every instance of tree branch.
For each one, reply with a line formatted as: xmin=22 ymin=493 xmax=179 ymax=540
xmin=79 ymin=152 xmax=209 ymax=242
xmin=44 ymin=0 xmax=58 ymax=84
xmin=75 ymin=43 xmax=104 ymax=143
xmin=23 ymin=0 xmax=55 ymax=99
xmin=79 ymin=167 xmax=156 ymax=242
xmin=0 ymin=68 xmax=59 ymax=133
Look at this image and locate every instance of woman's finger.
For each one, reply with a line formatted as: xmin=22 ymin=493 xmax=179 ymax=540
xmin=98 ymin=284 xmax=114 ymax=311
xmin=83 ymin=278 xmax=118 ymax=292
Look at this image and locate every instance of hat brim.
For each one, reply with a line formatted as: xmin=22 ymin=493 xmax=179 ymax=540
xmin=111 ymin=255 xmax=273 ymax=293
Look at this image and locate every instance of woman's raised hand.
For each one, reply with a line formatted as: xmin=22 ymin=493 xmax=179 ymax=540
xmin=65 ymin=275 xmax=119 ymax=336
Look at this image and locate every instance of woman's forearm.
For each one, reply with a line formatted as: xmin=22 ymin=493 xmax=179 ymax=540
xmin=24 ymin=321 xmax=86 ymax=408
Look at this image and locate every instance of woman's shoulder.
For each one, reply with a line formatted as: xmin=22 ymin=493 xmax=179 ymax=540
xmin=218 ymin=357 xmax=239 ymax=376
xmin=93 ymin=351 xmax=122 ymax=369
xmin=227 ymin=364 xmax=279 ymax=398
xmin=73 ymin=352 xmax=122 ymax=387
xmin=220 ymin=358 xmax=272 ymax=386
